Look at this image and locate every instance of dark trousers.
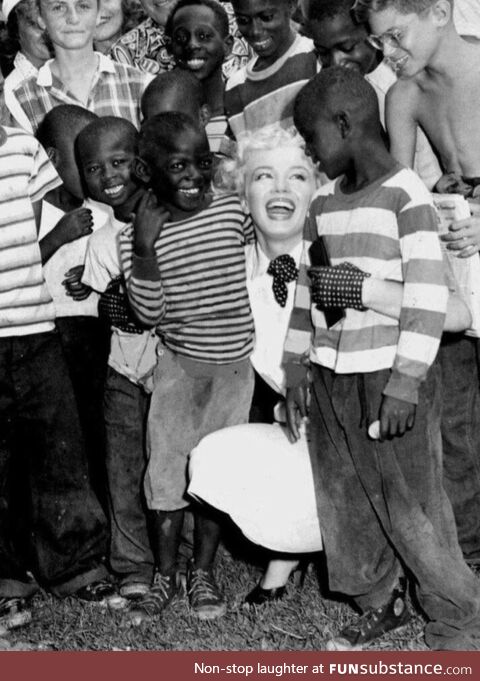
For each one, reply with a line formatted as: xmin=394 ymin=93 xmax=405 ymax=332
xmin=439 ymin=334 xmax=480 ymax=561
xmin=0 ymin=331 xmax=108 ymax=598
xmin=56 ymin=316 xmax=110 ymax=509
xmin=309 ymin=363 xmax=480 ymax=650
xmin=104 ymin=367 xmax=154 ymax=586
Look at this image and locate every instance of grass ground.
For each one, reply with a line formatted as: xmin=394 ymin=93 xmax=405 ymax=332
xmin=2 ymin=541 xmax=428 ymax=651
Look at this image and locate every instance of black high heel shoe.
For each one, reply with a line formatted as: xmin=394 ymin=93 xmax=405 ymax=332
xmin=244 ymin=583 xmax=287 ymax=606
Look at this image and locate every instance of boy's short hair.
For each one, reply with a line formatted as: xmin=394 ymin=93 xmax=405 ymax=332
xmin=139 ymin=111 xmax=203 ymax=166
xmin=307 ymin=0 xmax=358 ymax=23
xmin=36 ymin=104 xmax=98 ymax=149
xmin=353 ymin=0 xmax=446 ymax=20
xmin=216 ymin=124 xmax=317 ymax=196
xmin=141 ymin=69 xmax=204 ymax=118
xmin=76 ymin=116 xmax=139 ymax=159
xmin=294 ymin=65 xmax=379 ymax=135
xmin=165 ymin=0 xmax=230 ymax=38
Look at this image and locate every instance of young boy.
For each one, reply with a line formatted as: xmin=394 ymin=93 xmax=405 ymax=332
xmin=36 ymin=104 xmax=112 ymax=508
xmin=0 ymin=124 xmax=113 ymax=631
xmin=110 ymin=0 xmax=250 ymax=79
xmin=119 ymin=111 xmax=254 ymax=622
xmin=8 ymin=0 xmax=152 ymax=134
xmin=225 ymin=0 xmax=317 ymax=141
xmin=165 ymin=0 xmax=233 ymax=153
xmin=301 ymin=0 xmax=441 ymax=189
xmin=141 ymin=70 xmax=210 ymax=125
xmin=285 ymin=66 xmax=480 ymax=651
xmin=77 ymin=116 xmax=156 ymax=601
xmin=356 ymin=0 xmax=480 ymax=566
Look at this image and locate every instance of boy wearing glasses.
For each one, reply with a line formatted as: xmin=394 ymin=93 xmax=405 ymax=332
xmin=355 ymin=0 xmax=480 ymax=567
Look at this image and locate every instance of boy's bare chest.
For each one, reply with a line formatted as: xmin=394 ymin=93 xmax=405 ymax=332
xmin=418 ymin=78 xmax=480 ymax=176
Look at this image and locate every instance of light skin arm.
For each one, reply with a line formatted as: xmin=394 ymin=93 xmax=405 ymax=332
xmin=385 ymin=80 xmax=419 ymax=169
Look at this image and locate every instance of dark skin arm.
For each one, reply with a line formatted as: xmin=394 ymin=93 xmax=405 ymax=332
xmin=39 ymin=207 xmax=93 ymax=264
xmin=285 ymin=378 xmax=309 ymax=443
xmin=379 ymin=395 xmax=416 ymax=440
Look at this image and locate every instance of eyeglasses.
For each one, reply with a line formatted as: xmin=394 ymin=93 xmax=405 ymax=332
xmin=367 ymin=28 xmax=404 ymax=51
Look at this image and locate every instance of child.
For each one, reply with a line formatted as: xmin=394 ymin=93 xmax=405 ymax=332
xmin=119 ymin=111 xmax=254 ymax=622
xmin=165 ymin=0 xmax=233 ymax=152
xmin=285 ymin=66 xmax=480 ymax=651
xmin=301 ymin=0 xmax=441 ymax=190
xmin=78 ymin=116 xmax=156 ymax=601
xmin=8 ymin=0 xmax=152 ymax=134
xmin=111 ymin=0 xmax=250 ymax=79
xmin=36 ymin=104 xmax=112 ymax=508
xmin=356 ymin=0 xmax=480 ymax=566
xmin=0 ymin=124 xmax=113 ymax=632
xmin=1 ymin=0 xmax=52 ymax=132
xmin=225 ymin=0 xmax=317 ymax=141
xmin=141 ymin=69 xmax=210 ymax=129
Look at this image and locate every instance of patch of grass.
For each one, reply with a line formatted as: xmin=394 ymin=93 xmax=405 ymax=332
xmin=3 ymin=546 xmax=427 ymax=651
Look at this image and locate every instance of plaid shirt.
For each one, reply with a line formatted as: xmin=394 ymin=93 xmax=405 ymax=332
xmin=11 ymin=52 xmax=153 ymax=133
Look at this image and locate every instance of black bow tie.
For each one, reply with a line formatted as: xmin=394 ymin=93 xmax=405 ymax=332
xmin=267 ymin=254 xmax=299 ymax=307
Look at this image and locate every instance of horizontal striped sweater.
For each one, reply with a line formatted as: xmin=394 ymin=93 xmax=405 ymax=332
xmin=119 ymin=193 xmax=254 ymax=364
xmin=283 ymin=165 xmax=449 ymax=404
xmin=0 ymin=126 xmax=60 ymax=336
xmin=224 ymin=33 xmax=317 ymax=140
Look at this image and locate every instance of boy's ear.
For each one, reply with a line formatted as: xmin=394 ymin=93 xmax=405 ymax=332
xmin=46 ymin=146 xmax=59 ymax=167
xmin=37 ymin=14 xmax=46 ymax=31
xmin=333 ymin=111 xmax=350 ymax=139
xmin=134 ymin=157 xmax=152 ymax=184
xmin=199 ymin=103 xmax=212 ymax=127
xmin=431 ymin=0 xmax=452 ymax=27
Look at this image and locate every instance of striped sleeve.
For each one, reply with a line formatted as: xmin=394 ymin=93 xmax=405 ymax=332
xmin=383 ymin=176 xmax=448 ymax=403
xmin=119 ymin=226 xmax=165 ymax=327
xmin=282 ymin=209 xmax=317 ymax=388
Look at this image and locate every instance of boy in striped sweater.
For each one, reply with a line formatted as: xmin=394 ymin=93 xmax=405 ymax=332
xmin=285 ymin=67 xmax=480 ymax=650
xmin=119 ymin=111 xmax=254 ymax=623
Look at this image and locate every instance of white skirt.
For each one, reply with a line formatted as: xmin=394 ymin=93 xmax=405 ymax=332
xmin=188 ymin=422 xmax=322 ymax=554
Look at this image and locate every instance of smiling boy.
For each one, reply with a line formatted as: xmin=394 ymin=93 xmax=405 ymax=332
xmin=10 ymin=0 xmax=152 ymax=133
xmin=225 ymin=0 xmax=317 ymax=140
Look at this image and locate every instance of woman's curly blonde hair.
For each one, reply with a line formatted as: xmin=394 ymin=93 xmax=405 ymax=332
xmin=214 ymin=124 xmax=318 ymax=198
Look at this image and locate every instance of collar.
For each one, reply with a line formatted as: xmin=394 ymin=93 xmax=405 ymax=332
xmin=37 ymin=52 xmax=116 ymax=87
xmin=248 ymin=240 xmax=303 ymax=279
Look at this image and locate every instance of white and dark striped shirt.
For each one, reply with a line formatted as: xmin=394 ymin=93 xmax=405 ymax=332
xmin=0 ymin=126 xmax=61 ymax=336
xmin=284 ymin=166 xmax=448 ymax=405
xmin=119 ymin=193 xmax=254 ymax=364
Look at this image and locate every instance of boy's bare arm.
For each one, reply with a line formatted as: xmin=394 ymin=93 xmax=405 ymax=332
xmin=385 ymin=80 xmax=419 ymax=169
xmin=39 ymin=208 xmax=93 ymax=264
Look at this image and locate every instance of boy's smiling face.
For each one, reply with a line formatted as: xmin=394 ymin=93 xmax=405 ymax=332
xmin=232 ymin=0 xmax=294 ymax=66
xmin=145 ymin=128 xmax=213 ymax=221
xmin=368 ymin=5 xmax=440 ymax=78
xmin=245 ymin=146 xmax=315 ymax=245
xmin=38 ymin=0 xmax=98 ymax=50
xmin=307 ymin=12 xmax=379 ymax=75
xmin=79 ymin=128 xmax=140 ymax=207
xmin=170 ymin=5 xmax=232 ymax=81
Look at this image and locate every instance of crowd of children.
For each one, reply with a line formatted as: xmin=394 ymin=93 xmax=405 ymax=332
xmin=2 ymin=0 xmax=480 ymax=652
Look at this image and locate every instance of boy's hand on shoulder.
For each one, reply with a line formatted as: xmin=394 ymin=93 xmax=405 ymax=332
xmin=285 ymin=379 xmax=309 ymax=443
xmin=133 ymin=189 xmax=170 ymax=257
xmin=55 ymin=208 xmax=94 ymax=246
xmin=379 ymin=395 xmax=416 ymax=441
xmin=63 ymin=265 xmax=92 ymax=301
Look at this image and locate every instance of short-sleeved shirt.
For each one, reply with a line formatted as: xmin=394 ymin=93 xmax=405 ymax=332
xmin=0 ymin=126 xmax=61 ymax=336
xmin=110 ymin=3 xmax=253 ymax=80
xmin=11 ymin=52 xmax=152 ymax=133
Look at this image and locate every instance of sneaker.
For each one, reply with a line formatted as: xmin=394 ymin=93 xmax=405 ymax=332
xmin=0 ymin=597 xmax=32 ymax=631
xmin=326 ymin=581 xmax=411 ymax=651
xmin=119 ymin=582 xmax=150 ymax=600
xmin=126 ymin=572 xmax=177 ymax=626
xmin=74 ymin=578 xmax=117 ymax=606
xmin=187 ymin=564 xmax=226 ymax=621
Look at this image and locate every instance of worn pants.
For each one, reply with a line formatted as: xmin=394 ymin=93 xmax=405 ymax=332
xmin=104 ymin=367 xmax=154 ymax=586
xmin=439 ymin=334 xmax=480 ymax=562
xmin=309 ymin=363 xmax=480 ymax=650
xmin=0 ymin=331 xmax=108 ymax=598
xmin=146 ymin=346 xmax=254 ymax=511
